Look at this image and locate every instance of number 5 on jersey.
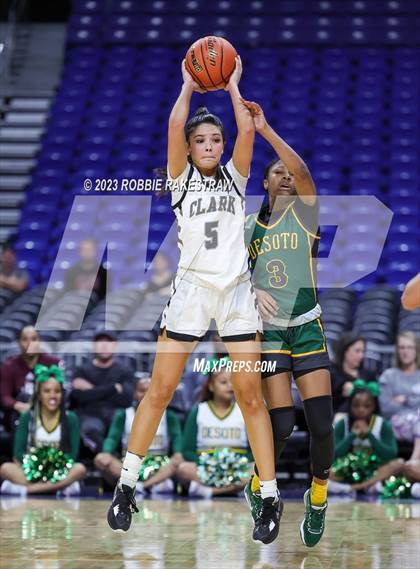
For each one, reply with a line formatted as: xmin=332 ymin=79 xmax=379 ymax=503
xmin=205 ymin=221 xmax=219 ymax=249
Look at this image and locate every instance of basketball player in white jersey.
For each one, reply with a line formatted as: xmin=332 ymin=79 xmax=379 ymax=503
xmin=107 ymin=57 xmax=281 ymax=544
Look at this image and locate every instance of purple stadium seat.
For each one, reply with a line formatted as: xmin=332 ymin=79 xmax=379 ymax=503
xmin=72 ymin=0 xmax=103 ymax=13
xmin=111 ymin=0 xmax=141 ymax=13
xmin=11 ymin=1 xmax=419 ymax=292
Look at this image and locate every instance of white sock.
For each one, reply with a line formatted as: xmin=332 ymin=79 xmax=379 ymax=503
xmin=411 ymin=482 xmax=420 ymax=499
xmin=120 ymin=451 xmax=144 ymax=488
xmin=260 ymin=479 xmax=278 ymax=500
xmin=189 ymin=481 xmax=213 ymax=499
xmin=135 ymin=481 xmax=145 ymax=495
xmin=151 ymin=479 xmax=174 ymax=494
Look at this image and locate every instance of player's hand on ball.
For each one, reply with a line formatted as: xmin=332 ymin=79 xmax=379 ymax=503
xmin=255 ymin=288 xmax=278 ymax=321
xmin=240 ymin=98 xmax=268 ymax=132
xmin=182 ymin=59 xmax=206 ymax=93
xmin=225 ymin=55 xmax=242 ymax=90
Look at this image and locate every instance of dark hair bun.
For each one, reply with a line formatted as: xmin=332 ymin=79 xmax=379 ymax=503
xmin=185 ymin=107 xmax=225 ymax=143
xmin=194 ymin=106 xmax=210 ymax=117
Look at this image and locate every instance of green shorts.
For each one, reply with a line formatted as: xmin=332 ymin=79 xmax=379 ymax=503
xmin=262 ymin=318 xmax=330 ymax=378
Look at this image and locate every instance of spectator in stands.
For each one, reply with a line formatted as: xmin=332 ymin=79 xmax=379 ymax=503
xmin=330 ymin=331 xmax=376 ymax=413
xmin=70 ymin=330 xmax=134 ymax=453
xmin=0 ymin=242 xmax=28 ymax=293
xmin=0 ymin=364 xmax=86 ymax=496
xmin=379 ymin=331 xmax=420 ymax=445
xmin=329 ymin=381 xmax=402 ymax=495
xmin=94 ymin=374 xmax=183 ymax=494
xmin=143 ymin=251 xmax=173 ymax=297
xmin=0 ymin=326 xmax=62 ymax=431
xmin=64 ymin=238 xmax=108 ymax=300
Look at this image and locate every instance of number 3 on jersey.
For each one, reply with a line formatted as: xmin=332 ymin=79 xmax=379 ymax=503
xmin=266 ymin=259 xmax=288 ymax=289
xmin=205 ymin=221 xmax=219 ymax=249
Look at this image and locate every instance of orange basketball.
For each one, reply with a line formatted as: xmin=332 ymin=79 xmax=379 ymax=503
xmin=185 ymin=36 xmax=238 ymax=91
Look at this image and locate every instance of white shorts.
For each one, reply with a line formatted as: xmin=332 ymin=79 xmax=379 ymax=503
xmin=160 ymin=272 xmax=262 ymax=342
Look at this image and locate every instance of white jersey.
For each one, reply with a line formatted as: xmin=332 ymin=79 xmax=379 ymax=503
xmin=196 ymin=401 xmax=248 ymax=451
xmin=35 ymin=417 xmax=61 ymax=448
xmin=123 ymin=407 xmax=170 ymax=455
xmin=168 ymin=159 xmax=249 ymax=290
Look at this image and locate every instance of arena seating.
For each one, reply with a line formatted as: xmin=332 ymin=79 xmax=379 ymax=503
xmin=1 ymin=1 xmax=418 ymax=366
xmin=0 ymin=285 xmax=61 ymax=346
xmin=9 ymin=0 xmax=418 ymax=299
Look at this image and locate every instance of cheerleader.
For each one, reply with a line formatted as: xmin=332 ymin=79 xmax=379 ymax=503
xmin=330 ymin=381 xmax=404 ymax=494
xmin=94 ymin=375 xmax=183 ymax=494
xmin=107 ymin=57 xmax=280 ymax=544
xmin=0 ymin=364 xmax=86 ymax=496
xmin=177 ymin=357 xmax=253 ymax=497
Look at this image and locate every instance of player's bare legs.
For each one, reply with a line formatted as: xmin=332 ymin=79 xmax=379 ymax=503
xmin=262 ymin=372 xmax=293 ymax=408
xmin=226 ymin=337 xmax=282 ymax=544
xmin=225 ymin=339 xmax=275 ymax=482
xmin=107 ymin=329 xmax=195 ymax=532
xmin=127 ymin=330 xmax=195 ymax=456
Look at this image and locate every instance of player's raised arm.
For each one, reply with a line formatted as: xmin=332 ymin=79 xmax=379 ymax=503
xmin=226 ymin=56 xmax=255 ymax=178
xmin=401 ymin=272 xmax=420 ymax=310
xmin=242 ymin=99 xmax=316 ymax=206
xmin=167 ymin=60 xmax=204 ymax=179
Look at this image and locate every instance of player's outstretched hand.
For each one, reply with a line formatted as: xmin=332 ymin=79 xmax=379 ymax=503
xmin=255 ymin=288 xmax=278 ymax=321
xmin=181 ymin=59 xmax=206 ymax=93
xmin=225 ymin=55 xmax=242 ymax=90
xmin=240 ymin=98 xmax=268 ymax=132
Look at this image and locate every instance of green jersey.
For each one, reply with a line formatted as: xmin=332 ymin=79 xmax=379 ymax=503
xmin=245 ymin=198 xmax=320 ymax=321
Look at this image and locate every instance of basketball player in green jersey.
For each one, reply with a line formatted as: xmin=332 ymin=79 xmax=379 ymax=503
xmin=241 ymin=99 xmax=334 ymax=548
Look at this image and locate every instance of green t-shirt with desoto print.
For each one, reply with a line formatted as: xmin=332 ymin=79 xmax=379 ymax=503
xmin=245 ymin=197 xmax=320 ymax=321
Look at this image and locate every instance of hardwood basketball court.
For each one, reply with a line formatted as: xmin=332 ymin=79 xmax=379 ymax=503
xmin=1 ymin=497 xmax=418 ymax=568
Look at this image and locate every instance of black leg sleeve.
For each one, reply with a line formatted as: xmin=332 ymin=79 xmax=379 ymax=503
xmin=270 ymin=406 xmax=296 ymax=470
xmin=302 ymin=395 xmax=334 ymax=480
xmin=254 ymin=406 xmax=295 ymax=477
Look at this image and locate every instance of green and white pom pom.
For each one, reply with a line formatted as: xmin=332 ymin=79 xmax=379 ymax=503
xmin=381 ymin=476 xmax=412 ymax=499
xmin=138 ymin=455 xmax=170 ymax=482
xmin=198 ymin=448 xmax=250 ymax=488
xmin=22 ymin=447 xmax=74 ymax=483
xmin=332 ymin=451 xmax=383 ymax=484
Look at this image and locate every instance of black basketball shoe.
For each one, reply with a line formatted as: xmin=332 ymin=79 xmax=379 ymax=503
xmin=252 ymin=494 xmax=283 ymax=544
xmin=107 ymin=483 xmax=139 ymax=532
